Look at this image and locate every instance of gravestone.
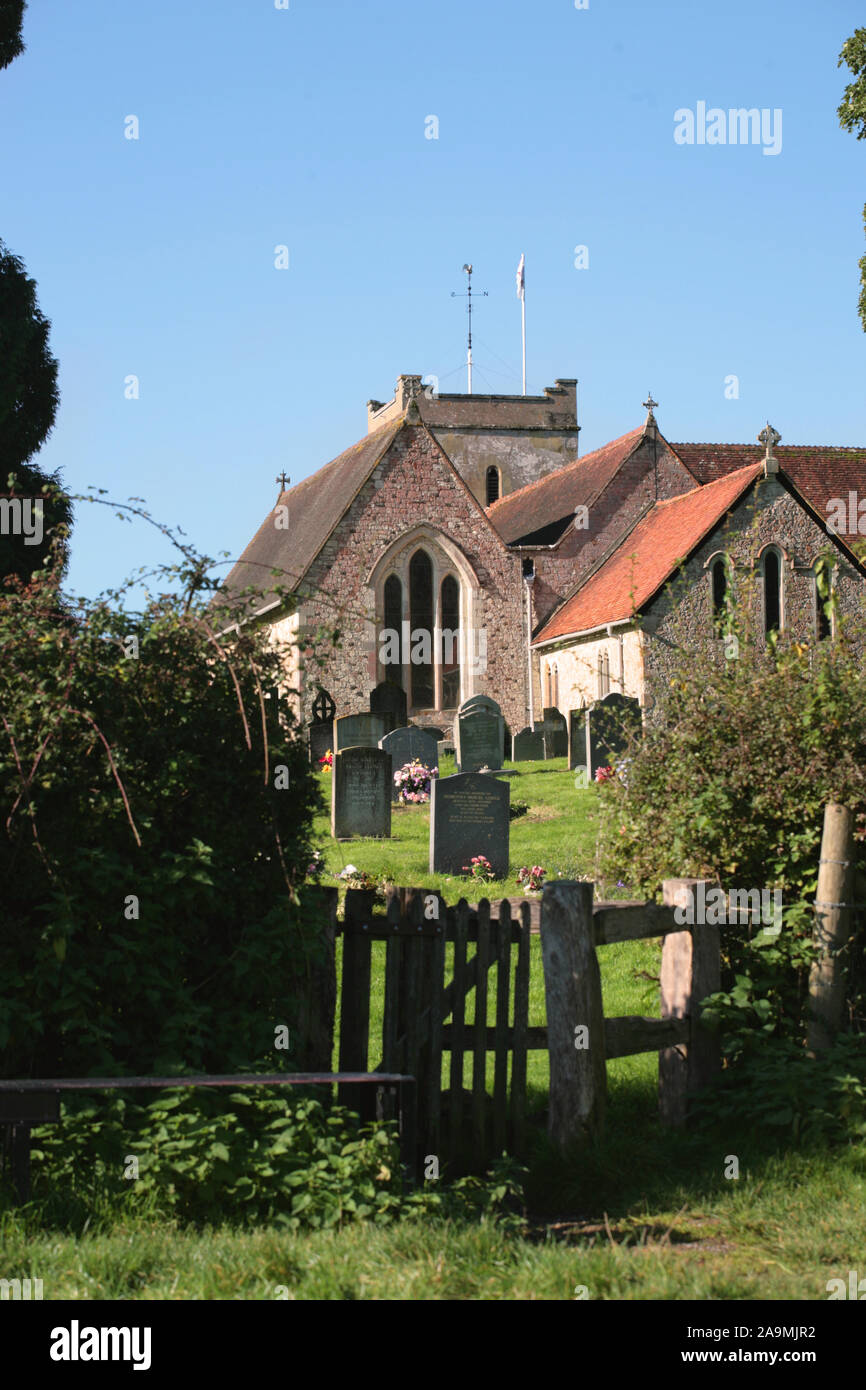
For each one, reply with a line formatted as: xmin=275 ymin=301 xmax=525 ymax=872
xmin=568 ymin=708 xmax=585 ymax=773
xmin=512 ymin=726 xmax=546 ymax=761
xmin=424 ymin=725 xmax=445 ymax=741
xmin=429 ymin=772 xmax=510 ymax=878
xmin=539 ymin=706 xmax=568 ymax=759
xmin=380 ymin=726 xmax=439 ymax=800
xmin=587 ymin=693 xmax=642 ymax=777
xmin=331 ymin=746 xmax=392 ymax=839
xmin=333 ymin=712 xmax=388 ymax=752
xmin=309 ymin=721 xmax=334 ymax=767
xmin=456 ymin=704 xmax=504 ymax=773
xmin=460 ymin=695 xmax=500 ymax=713
xmin=369 ymin=681 xmax=407 ymax=734
xmin=308 ymin=688 xmax=336 ymax=766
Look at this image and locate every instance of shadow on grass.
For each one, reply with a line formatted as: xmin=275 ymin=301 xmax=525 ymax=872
xmin=516 ymin=1076 xmax=843 ymax=1227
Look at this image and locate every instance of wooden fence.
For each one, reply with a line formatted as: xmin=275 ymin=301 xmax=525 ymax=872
xmin=333 ymin=877 xmax=723 ymax=1174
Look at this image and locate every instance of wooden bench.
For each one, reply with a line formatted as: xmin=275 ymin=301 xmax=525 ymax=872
xmin=0 ymin=1072 xmax=416 ymax=1203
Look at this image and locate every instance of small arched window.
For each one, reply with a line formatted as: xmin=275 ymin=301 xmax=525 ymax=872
xmin=598 ymin=651 xmax=610 ymax=698
xmin=815 ymin=560 xmax=834 ymax=641
xmin=486 ymin=466 xmax=500 ymax=505
xmin=764 ymin=550 xmax=781 ymax=634
xmin=711 ymin=556 xmax=728 ymax=632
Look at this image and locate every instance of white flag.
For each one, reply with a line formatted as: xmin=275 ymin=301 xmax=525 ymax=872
xmin=516 ymin=253 xmax=525 ymax=300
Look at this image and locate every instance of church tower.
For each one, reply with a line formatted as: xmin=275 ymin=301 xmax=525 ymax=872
xmin=365 ymin=375 xmax=579 ymax=508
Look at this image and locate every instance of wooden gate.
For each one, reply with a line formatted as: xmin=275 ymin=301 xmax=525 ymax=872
xmin=337 ymin=887 xmax=533 ymax=1174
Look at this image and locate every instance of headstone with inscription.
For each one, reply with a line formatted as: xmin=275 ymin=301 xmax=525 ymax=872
xmin=458 ymin=700 xmax=505 ymax=778
xmin=331 ymin=746 xmax=392 ymax=839
xmin=429 ymin=772 xmax=510 ymax=878
xmin=512 ymin=726 xmax=546 ymax=761
xmin=587 ymin=693 xmax=642 ymax=777
xmin=369 ymin=681 xmax=407 ymax=734
xmin=456 ymin=704 xmax=504 ymax=773
xmin=459 ymin=695 xmax=501 ymax=715
xmin=380 ymin=726 xmax=439 ymax=800
xmin=333 ymin=712 xmax=389 ymax=752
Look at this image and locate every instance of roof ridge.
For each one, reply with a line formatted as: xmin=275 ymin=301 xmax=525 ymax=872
xmin=671 ymin=440 xmax=866 ymax=452
xmin=487 ymin=424 xmax=644 ymax=512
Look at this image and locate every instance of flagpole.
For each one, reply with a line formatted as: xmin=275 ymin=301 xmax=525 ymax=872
xmin=516 ymin=253 xmax=526 ymax=395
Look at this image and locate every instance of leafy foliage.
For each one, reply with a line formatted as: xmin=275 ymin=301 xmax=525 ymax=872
xmin=837 ymin=27 xmax=866 ymax=330
xmin=20 ymin=1090 xmax=527 ymax=1232
xmin=0 ymin=241 xmax=71 ymax=584
xmin=595 ymin=586 xmax=866 ymax=1049
xmin=0 ymin=540 xmax=323 ymax=1078
xmin=0 ymin=1 xmax=25 ymax=72
xmin=691 ymin=1036 xmax=866 ymax=1145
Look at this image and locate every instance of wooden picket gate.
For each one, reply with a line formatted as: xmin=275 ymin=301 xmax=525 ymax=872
xmin=337 ymin=887 xmax=535 ymax=1174
xmin=334 ymin=878 xmax=724 ymax=1175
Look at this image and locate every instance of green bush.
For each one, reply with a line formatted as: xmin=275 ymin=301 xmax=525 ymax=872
xmin=595 ymin=585 xmax=866 ymax=1046
xmin=0 ymin=553 xmax=323 ymax=1079
xmin=690 ymin=1035 xmax=866 ymax=1144
xmin=19 ymin=1091 xmax=526 ymax=1232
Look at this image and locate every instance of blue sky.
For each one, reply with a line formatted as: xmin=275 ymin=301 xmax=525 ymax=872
xmin=1 ymin=0 xmax=864 ymax=601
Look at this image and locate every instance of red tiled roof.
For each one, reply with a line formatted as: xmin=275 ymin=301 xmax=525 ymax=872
xmin=534 ymin=463 xmax=763 ymax=643
xmin=671 ymin=443 xmax=866 ymax=512
xmin=487 ymin=426 xmax=645 ymax=543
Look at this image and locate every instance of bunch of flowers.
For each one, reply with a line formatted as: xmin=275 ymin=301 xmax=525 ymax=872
xmin=306 ymin=850 xmax=326 ymax=881
xmin=517 ymin=865 xmax=546 ymax=892
xmin=338 ymin=864 xmax=378 ymax=891
xmin=595 ymin=765 xmax=614 ymax=783
xmin=319 ymin=749 xmax=333 ymax=770
xmin=462 ymin=855 xmax=495 ymax=882
xmin=394 ymin=760 xmax=438 ymax=804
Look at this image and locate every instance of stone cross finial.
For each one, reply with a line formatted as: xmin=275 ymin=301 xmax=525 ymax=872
xmin=275 ymin=471 xmax=290 ymax=494
xmin=758 ymin=422 xmax=781 ymax=476
xmin=642 ymin=393 xmax=658 ymax=421
xmin=757 ymin=422 xmax=781 ymax=456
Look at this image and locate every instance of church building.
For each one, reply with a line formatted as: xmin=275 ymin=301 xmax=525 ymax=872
xmin=222 ymin=375 xmax=866 ymax=740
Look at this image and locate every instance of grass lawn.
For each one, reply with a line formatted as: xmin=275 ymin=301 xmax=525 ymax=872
xmin=315 ymin=754 xmax=601 ymax=896
xmin=6 ymin=760 xmax=863 ymax=1300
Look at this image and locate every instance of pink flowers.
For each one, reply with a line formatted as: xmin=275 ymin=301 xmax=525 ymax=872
xmin=394 ymin=760 xmax=438 ymax=804
xmin=595 ymin=765 xmax=614 ymax=783
xmin=319 ymin=749 xmax=333 ymax=770
xmin=462 ymin=855 xmax=495 ymax=881
xmin=517 ymin=865 xmax=546 ymax=892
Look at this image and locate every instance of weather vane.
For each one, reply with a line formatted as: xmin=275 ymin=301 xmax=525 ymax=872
xmin=451 ymin=264 xmax=487 ymax=394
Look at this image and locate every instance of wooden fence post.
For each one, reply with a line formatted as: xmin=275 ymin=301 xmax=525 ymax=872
xmin=808 ymin=803 xmax=855 ymax=1053
xmin=338 ymin=887 xmax=376 ymax=1116
xmin=660 ymin=878 xmax=720 ymax=1126
xmin=540 ymin=880 xmax=606 ymax=1149
xmin=296 ymin=884 xmax=338 ymax=1073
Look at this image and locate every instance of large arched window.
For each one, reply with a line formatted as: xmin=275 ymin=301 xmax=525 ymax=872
xmin=380 ymin=574 xmax=404 ymax=688
xmin=486 ymin=466 xmax=500 ymax=505
xmin=440 ymin=574 xmax=460 ymax=710
xmin=372 ymin=531 xmax=474 ymax=713
xmin=409 ymin=549 xmax=434 ymax=708
xmin=763 ymin=549 xmax=782 ymax=635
